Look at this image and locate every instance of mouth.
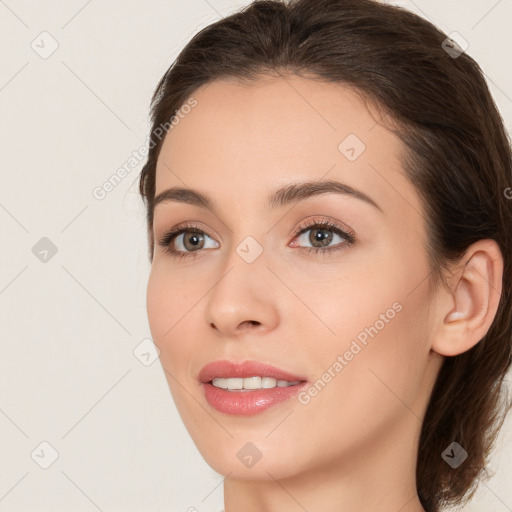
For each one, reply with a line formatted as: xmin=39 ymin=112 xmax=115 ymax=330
xmin=199 ymin=359 xmax=308 ymax=416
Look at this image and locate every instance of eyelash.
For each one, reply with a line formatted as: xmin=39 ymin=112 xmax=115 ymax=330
xmin=157 ymin=218 xmax=356 ymax=261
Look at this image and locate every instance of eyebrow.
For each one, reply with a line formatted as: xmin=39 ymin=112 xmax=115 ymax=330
xmin=153 ymin=180 xmax=383 ymax=213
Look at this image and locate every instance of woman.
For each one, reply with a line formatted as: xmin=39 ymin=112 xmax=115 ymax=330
xmin=138 ymin=0 xmax=512 ymax=510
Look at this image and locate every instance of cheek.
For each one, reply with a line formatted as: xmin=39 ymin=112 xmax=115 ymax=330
xmin=281 ymin=255 xmax=394 ymax=347
xmin=291 ymin=243 xmax=431 ymax=402
xmin=146 ymin=264 xmax=208 ymax=381
xmin=345 ymin=290 xmax=430 ymax=412
xmin=288 ymin=287 xmax=431 ymax=461
xmin=146 ymin=263 xmax=197 ymax=333
xmin=146 ymin=266 xmax=191 ymax=355
xmin=146 ymin=268 xmax=170 ymax=341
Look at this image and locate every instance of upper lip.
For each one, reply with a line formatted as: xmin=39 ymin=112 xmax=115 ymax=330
xmin=198 ymin=360 xmax=307 ymax=383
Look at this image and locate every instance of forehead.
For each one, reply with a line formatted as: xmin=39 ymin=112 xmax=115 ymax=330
xmin=154 ymin=74 xmax=422 ymax=221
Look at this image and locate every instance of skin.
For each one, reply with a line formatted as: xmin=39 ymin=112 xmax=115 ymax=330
xmin=146 ymin=73 xmax=503 ymax=512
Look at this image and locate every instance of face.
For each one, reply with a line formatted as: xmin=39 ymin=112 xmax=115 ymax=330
xmin=146 ymin=74 xmax=444 ymax=480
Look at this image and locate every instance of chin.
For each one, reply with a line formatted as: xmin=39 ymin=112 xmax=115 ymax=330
xmin=184 ymin=427 xmax=303 ymax=480
xmin=202 ymin=451 xmax=301 ymax=481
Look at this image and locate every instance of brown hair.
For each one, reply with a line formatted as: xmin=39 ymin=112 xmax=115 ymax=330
xmin=138 ymin=1 xmax=512 ymax=510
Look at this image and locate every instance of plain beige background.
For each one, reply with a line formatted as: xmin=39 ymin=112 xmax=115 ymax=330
xmin=0 ymin=1 xmax=510 ymax=511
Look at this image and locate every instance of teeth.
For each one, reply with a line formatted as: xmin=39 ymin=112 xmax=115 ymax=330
xmin=262 ymin=377 xmax=277 ymax=388
xmin=211 ymin=376 xmax=301 ymax=390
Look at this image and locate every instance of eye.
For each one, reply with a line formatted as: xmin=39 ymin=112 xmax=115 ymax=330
xmin=157 ymin=222 xmax=219 ymax=260
xmin=157 ymin=217 xmax=356 ymax=260
xmin=290 ymin=218 xmax=356 ymax=256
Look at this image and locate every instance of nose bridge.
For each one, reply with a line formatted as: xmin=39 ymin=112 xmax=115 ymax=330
xmin=217 ymin=210 xmax=270 ymax=273
xmin=204 ymin=229 xmax=279 ymax=335
xmin=225 ymin=220 xmax=272 ymax=284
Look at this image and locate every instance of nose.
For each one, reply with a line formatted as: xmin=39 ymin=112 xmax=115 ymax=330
xmin=204 ymin=248 xmax=280 ymax=338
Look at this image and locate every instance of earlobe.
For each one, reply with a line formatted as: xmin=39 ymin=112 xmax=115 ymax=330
xmin=432 ymin=239 xmax=503 ymax=358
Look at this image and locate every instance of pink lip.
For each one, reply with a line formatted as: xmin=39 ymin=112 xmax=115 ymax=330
xmin=198 ymin=360 xmax=308 ymax=416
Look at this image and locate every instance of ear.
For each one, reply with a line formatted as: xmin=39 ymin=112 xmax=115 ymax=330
xmin=431 ymin=239 xmax=504 ymax=357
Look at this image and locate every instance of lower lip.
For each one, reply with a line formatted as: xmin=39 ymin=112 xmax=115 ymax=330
xmin=202 ymin=381 xmax=308 ymax=416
